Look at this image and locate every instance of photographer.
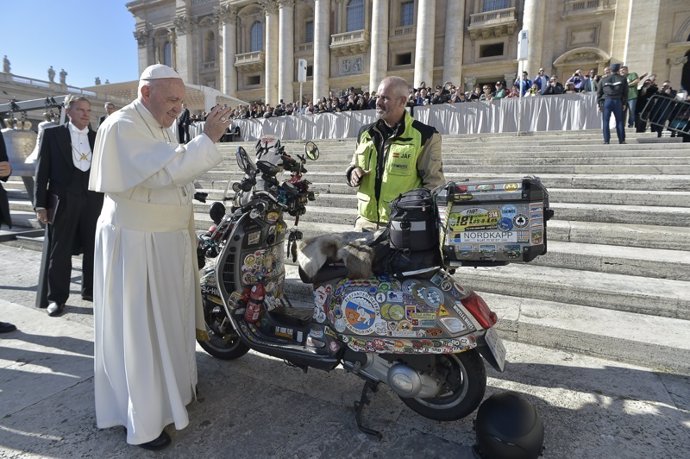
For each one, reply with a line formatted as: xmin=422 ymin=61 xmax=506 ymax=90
xmin=543 ymin=76 xmax=564 ymax=95
xmin=566 ymin=69 xmax=584 ymax=92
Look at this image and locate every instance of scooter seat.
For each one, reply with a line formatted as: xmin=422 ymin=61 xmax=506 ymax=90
xmin=298 ymin=263 xmax=349 ymax=284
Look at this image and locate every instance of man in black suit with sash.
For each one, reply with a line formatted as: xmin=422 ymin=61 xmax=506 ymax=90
xmin=34 ymin=96 xmax=104 ymax=316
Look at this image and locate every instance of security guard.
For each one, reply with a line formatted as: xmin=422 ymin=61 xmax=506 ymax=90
xmin=346 ymin=76 xmax=445 ymax=230
xmin=597 ymin=63 xmax=628 ymax=144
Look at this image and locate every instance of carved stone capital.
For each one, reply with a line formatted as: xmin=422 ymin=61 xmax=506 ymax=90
xmin=133 ymin=29 xmax=150 ymax=47
xmin=174 ymin=14 xmax=196 ymax=34
xmin=216 ymin=4 xmax=238 ymax=23
xmin=278 ymin=0 xmax=295 ymax=8
xmin=260 ymin=0 xmax=279 ymax=15
xmin=670 ymin=55 xmax=688 ymax=66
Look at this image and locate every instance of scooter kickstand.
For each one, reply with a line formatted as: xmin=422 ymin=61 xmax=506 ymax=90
xmin=354 ymin=380 xmax=383 ymax=440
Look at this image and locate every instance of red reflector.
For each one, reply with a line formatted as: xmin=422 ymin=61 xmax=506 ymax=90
xmin=456 ymin=185 xmax=468 ymax=193
xmin=461 ymin=292 xmax=497 ymax=329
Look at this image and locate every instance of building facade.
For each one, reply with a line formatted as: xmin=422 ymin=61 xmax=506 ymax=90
xmin=127 ymin=0 xmax=690 ymax=105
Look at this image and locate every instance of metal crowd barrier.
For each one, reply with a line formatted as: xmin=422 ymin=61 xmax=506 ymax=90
xmin=639 ymin=95 xmax=690 ymax=137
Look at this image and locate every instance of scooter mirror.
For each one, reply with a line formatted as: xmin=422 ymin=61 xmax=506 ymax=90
xmin=305 ymin=141 xmax=319 ymax=161
xmin=236 ymin=146 xmax=256 ymax=174
xmin=209 ymin=201 xmax=226 ymax=225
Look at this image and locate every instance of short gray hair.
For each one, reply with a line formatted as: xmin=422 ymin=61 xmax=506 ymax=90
xmin=380 ymin=76 xmax=410 ymax=99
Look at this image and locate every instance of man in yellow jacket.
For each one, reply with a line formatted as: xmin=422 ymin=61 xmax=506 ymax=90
xmin=346 ymin=76 xmax=445 ymax=230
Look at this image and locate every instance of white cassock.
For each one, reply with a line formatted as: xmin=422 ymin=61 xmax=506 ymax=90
xmin=89 ymin=98 xmax=222 ymax=445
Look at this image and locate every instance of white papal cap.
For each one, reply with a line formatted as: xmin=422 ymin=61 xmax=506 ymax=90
xmin=139 ymin=64 xmax=181 ymax=81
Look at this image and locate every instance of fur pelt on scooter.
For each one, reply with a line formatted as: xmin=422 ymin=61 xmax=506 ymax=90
xmin=297 ymin=231 xmax=382 ymax=280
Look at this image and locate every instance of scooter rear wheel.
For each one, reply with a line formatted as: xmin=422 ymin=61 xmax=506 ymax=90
xmin=400 ymin=349 xmax=486 ymax=421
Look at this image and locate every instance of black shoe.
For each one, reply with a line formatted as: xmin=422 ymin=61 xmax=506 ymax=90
xmin=47 ymin=302 xmax=65 ymax=317
xmin=0 ymin=322 xmax=17 ymax=333
xmin=603 ymin=141 xmax=610 ymax=144
xmin=619 ymin=140 xmax=626 ymax=144
xmin=138 ymin=431 xmax=171 ymax=451
xmin=81 ymin=294 xmax=93 ymax=302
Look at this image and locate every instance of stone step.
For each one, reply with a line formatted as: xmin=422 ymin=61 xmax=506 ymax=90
xmin=193 ymin=194 xmax=690 ymax=227
xmin=193 ymin=209 xmax=690 ymax=253
xmin=283 ymin=261 xmax=689 ymax=320
xmin=210 ymin=155 xmax=690 ymax=170
xmin=239 ymin=163 xmax=690 ymax=175
xmin=448 ymin=263 xmax=689 ymax=319
xmin=199 ymin=172 xmax=690 ymax=191
xmin=285 ymin=219 xmax=690 ymax=252
xmin=258 ymin=220 xmax=690 ymax=280
xmin=278 ymin=265 xmax=690 ymax=375
xmin=535 ymin=240 xmax=690 ymax=281
xmin=191 ymin=184 xmax=690 ymax=208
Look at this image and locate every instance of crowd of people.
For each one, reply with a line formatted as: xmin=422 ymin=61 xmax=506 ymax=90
xmin=180 ymin=65 xmax=684 ymax=142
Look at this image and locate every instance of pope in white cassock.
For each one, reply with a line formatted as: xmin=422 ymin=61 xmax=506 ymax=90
xmin=89 ymin=64 xmax=233 ymax=450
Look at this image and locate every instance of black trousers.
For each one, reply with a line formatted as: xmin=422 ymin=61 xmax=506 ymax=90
xmin=44 ymin=191 xmax=102 ymax=304
xmin=178 ymin=123 xmax=190 ymax=143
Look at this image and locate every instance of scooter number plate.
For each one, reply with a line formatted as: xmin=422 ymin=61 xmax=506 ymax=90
xmin=484 ymin=327 xmax=506 ymax=372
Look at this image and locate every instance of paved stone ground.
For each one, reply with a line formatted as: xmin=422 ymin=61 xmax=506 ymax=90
xmin=0 ymin=244 xmax=688 ymax=458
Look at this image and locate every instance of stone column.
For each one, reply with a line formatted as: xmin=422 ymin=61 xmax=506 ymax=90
xmin=264 ymin=1 xmax=279 ymax=105
xmin=623 ymin=0 xmax=660 ymax=75
xmin=413 ymin=0 xmax=435 ymax=88
xmin=369 ymin=0 xmax=389 ymax=92
xmin=218 ymin=4 xmax=238 ymax=97
xmin=522 ymin=0 xmax=545 ymax=77
xmin=133 ymin=26 xmax=152 ymax=73
xmin=442 ymin=1 xmax=464 ymax=86
xmin=313 ymin=0 xmax=330 ymax=103
xmin=278 ymin=0 xmax=295 ymax=104
xmin=173 ymin=14 xmax=196 ymax=83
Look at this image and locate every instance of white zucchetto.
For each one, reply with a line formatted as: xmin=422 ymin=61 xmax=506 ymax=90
xmin=139 ymin=64 xmax=181 ymax=81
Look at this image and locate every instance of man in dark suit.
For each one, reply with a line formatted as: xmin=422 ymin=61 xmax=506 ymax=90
xmin=0 ymin=129 xmax=17 ymax=333
xmin=0 ymin=131 xmax=17 ymax=333
xmin=177 ymin=103 xmax=191 ymax=143
xmin=34 ymin=96 xmax=104 ymax=316
xmin=0 ymin=129 xmax=11 ymax=230
xmin=98 ymin=102 xmax=116 ymax=128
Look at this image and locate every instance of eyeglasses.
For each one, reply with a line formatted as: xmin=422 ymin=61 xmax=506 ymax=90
xmin=483 ymin=87 xmax=490 ymax=90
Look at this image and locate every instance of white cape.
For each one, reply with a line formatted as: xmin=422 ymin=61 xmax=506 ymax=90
xmin=90 ymin=99 xmax=222 ymax=445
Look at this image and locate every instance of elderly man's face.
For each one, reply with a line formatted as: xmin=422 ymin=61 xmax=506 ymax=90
xmin=142 ymin=78 xmax=185 ymax=127
xmin=376 ymin=80 xmax=407 ymax=126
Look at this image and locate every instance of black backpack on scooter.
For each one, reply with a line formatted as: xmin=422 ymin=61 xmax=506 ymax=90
xmin=372 ymin=188 xmax=443 ymax=278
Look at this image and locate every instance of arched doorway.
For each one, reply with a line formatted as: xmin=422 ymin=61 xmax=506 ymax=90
xmin=552 ymin=47 xmax=610 ymax=83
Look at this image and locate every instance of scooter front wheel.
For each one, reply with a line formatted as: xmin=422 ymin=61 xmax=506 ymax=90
xmin=400 ymin=349 xmax=486 ymax=421
xmin=198 ymin=328 xmax=250 ymax=360
xmin=197 ymin=301 xmax=250 ymax=360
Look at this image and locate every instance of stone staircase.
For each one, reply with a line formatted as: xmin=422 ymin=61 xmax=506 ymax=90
xmin=3 ymin=129 xmax=690 ymax=375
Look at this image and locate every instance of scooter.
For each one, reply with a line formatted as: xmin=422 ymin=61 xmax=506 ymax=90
xmin=196 ymin=138 xmax=507 ymax=436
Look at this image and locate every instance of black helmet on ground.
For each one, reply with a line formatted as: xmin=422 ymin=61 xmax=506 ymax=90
xmin=474 ymin=391 xmax=544 ymax=459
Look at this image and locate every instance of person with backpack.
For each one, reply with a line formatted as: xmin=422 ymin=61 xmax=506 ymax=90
xmin=597 ymin=63 xmax=628 ymax=144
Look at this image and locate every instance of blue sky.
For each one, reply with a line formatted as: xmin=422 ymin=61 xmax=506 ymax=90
xmin=1 ymin=0 xmax=138 ymax=88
